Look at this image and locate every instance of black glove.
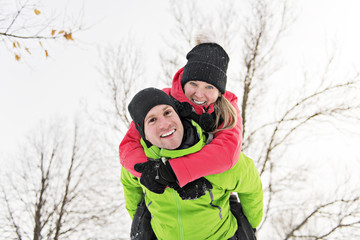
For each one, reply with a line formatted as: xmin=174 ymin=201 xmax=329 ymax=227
xmin=170 ymin=177 xmax=213 ymax=200
xmin=135 ymin=159 xmax=177 ymax=194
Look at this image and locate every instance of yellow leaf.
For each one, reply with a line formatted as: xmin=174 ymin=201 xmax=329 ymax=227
xmin=13 ymin=42 xmax=16 ymax=48
xmin=34 ymin=9 xmax=40 ymax=15
xmin=51 ymin=29 xmax=56 ymax=36
xmin=45 ymin=50 xmax=49 ymax=57
xmin=16 ymin=42 xmax=20 ymax=48
xmin=15 ymin=54 xmax=21 ymax=61
xmin=64 ymin=32 xmax=74 ymax=41
xmin=39 ymin=41 xmax=43 ymax=47
xmin=25 ymin=48 xmax=31 ymax=54
xmin=58 ymin=30 xmax=65 ymax=34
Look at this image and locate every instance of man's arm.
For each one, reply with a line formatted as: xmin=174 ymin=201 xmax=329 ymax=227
xmin=120 ymin=167 xmax=144 ymax=219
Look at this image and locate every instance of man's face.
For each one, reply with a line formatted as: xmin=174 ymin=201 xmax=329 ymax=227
xmin=144 ymin=104 xmax=184 ymax=150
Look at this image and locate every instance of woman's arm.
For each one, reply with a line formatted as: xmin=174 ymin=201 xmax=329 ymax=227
xmin=169 ymin=92 xmax=243 ymax=187
xmin=119 ymin=121 xmax=148 ymax=178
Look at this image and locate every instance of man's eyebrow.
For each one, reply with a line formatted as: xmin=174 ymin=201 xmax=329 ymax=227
xmin=145 ymin=105 xmax=173 ymax=122
xmin=145 ymin=113 xmax=155 ymax=122
xmin=162 ymin=105 xmax=172 ymax=111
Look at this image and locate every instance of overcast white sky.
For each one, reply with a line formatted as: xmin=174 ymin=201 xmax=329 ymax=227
xmin=0 ymin=0 xmax=170 ymax=154
xmin=1 ymin=0 xmax=360 ymax=158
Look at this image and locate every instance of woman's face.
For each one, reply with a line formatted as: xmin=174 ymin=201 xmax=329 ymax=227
xmin=144 ymin=104 xmax=184 ymax=150
xmin=183 ymin=81 xmax=220 ymax=107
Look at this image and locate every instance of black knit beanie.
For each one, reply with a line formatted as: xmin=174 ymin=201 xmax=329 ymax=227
xmin=181 ymin=43 xmax=229 ymax=94
xmin=128 ymin=87 xmax=178 ymax=140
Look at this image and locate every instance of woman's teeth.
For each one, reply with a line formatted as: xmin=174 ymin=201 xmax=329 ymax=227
xmin=193 ymin=99 xmax=206 ymax=105
xmin=161 ymin=129 xmax=175 ymax=137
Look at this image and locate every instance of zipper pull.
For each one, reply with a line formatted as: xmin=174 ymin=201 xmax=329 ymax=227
xmin=155 ymin=163 xmax=160 ymax=180
xmin=161 ymin=157 xmax=167 ymax=164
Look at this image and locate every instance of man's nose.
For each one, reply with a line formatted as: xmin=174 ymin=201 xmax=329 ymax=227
xmin=158 ymin=116 xmax=171 ymax=129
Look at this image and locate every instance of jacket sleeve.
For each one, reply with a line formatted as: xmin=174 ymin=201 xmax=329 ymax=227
xmin=168 ymin=93 xmax=243 ymax=187
xmin=206 ymin=153 xmax=263 ymax=228
xmin=119 ymin=121 xmax=148 ymax=178
xmin=234 ymin=154 xmax=263 ymax=228
xmin=120 ymin=166 xmax=144 ymax=219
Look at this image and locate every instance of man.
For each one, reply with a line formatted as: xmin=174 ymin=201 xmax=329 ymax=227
xmin=121 ymin=87 xmax=263 ymax=240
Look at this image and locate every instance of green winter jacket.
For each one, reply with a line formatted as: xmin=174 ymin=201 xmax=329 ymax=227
xmin=121 ymin=120 xmax=263 ymax=240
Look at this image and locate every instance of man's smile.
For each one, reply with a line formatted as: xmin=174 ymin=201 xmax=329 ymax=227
xmin=161 ymin=129 xmax=176 ymax=138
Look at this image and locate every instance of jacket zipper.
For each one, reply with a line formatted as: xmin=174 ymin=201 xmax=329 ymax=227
xmin=173 ymin=190 xmax=184 ymax=240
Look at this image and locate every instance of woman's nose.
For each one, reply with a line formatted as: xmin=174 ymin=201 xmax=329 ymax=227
xmin=194 ymin=88 xmax=204 ymax=98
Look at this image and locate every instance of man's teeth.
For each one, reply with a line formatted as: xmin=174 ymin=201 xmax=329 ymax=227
xmin=161 ymin=129 xmax=175 ymax=137
xmin=193 ymin=99 xmax=206 ymax=104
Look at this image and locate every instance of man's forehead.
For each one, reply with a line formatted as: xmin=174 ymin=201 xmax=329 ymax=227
xmin=145 ymin=104 xmax=174 ymax=120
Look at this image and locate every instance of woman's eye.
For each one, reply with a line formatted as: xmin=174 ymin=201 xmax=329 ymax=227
xmin=164 ymin=110 xmax=172 ymax=116
xmin=206 ymin=85 xmax=214 ymax=89
xmin=148 ymin=118 xmax=156 ymax=123
xmin=190 ymin=82 xmax=197 ymax=86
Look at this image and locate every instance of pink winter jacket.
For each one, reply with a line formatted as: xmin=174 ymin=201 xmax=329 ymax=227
xmin=119 ymin=67 xmax=243 ymax=187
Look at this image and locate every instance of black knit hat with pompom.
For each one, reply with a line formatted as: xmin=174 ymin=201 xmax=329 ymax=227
xmin=181 ymin=43 xmax=229 ymax=94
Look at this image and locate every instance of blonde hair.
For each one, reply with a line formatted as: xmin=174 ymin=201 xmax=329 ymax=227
xmin=212 ymin=95 xmax=237 ymax=133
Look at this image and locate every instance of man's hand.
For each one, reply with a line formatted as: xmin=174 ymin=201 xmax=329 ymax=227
xmin=134 ymin=159 xmax=176 ymax=194
xmin=170 ymin=177 xmax=213 ymax=200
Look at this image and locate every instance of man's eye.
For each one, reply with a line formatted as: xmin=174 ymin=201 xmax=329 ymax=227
xmin=190 ymin=82 xmax=197 ymax=86
xmin=206 ymin=85 xmax=214 ymax=89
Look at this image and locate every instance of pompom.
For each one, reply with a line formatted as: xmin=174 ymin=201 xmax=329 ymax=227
xmin=199 ymin=112 xmax=216 ymax=132
xmin=177 ymin=102 xmax=193 ymax=118
xmin=193 ymin=29 xmax=218 ymax=45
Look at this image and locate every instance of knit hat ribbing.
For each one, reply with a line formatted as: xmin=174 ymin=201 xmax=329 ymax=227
xmin=181 ymin=43 xmax=229 ymax=94
xmin=128 ymin=88 xmax=178 ymax=140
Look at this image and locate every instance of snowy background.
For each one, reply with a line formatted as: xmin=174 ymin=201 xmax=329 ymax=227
xmin=1 ymin=0 xmax=360 ymax=239
xmin=2 ymin=0 xmax=360 ymax=157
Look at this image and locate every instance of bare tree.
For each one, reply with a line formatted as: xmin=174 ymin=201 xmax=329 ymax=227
xmin=159 ymin=0 xmax=241 ymax=86
xmin=96 ymin=39 xmax=145 ymax=136
xmin=160 ymin=0 xmax=360 ymax=239
xmin=158 ymin=0 xmax=200 ymax=85
xmin=94 ymin=0 xmax=360 ymax=238
xmin=0 ymin=116 xmax=128 ymax=240
xmin=0 ymin=0 xmax=83 ymax=61
xmin=90 ymin=39 xmax=148 ymax=238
